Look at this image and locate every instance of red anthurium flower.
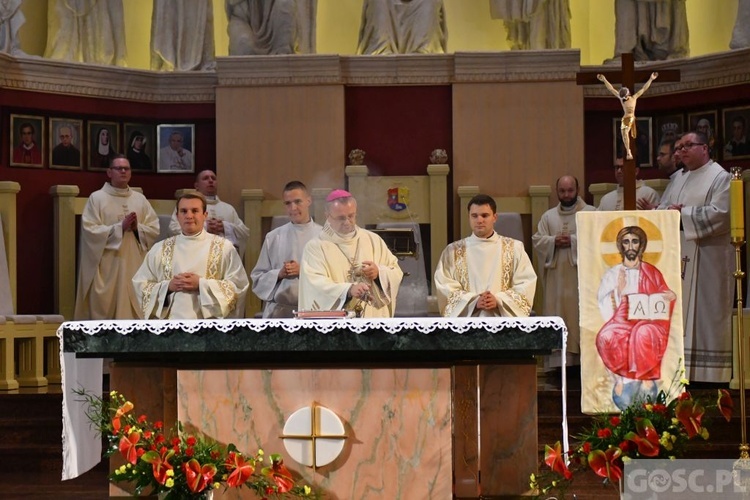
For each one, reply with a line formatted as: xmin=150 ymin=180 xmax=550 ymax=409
xmin=624 ymin=419 xmax=660 ymax=457
xmin=262 ymin=455 xmax=295 ymax=493
xmin=718 ymin=389 xmax=734 ymax=422
xmin=543 ymin=441 xmax=572 ymax=480
xmin=675 ymin=399 xmax=705 ymax=438
xmin=118 ymin=431 xmax=141 ymax=464
xmin=142 ymin=448 xmax=174 ymax=485
xmin=183 ymin=458 xmax=217 ymax=494
xmin=112 ymin=416 xmax=122 ymax=433
xmin=225 ymin=451 xmax=255 ymax=487
xmin=587 ymin=447 xmax=623 ymax=482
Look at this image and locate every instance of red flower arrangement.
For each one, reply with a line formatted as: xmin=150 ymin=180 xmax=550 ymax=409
xmin=78 ymin=390 xmax=317 ymax=499
xmin=531 ymin=377 xmax=734 ymax=499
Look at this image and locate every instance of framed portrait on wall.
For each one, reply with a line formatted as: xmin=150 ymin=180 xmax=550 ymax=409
xmin=722 ymin=106 xmax=750 ymax=160
xmin=49 ymin=118 xmax=83 ymax=170
xmin=123 ymin=123 xmax=156 ymax=171
xmin=613 ymin=117 xmax=652 ymax=167
xmin=88 ymin=121 xmax=120 ymax=171
xmin=655 ymin=113 xmax=684 ymax=151
xmin=157 ymin=124 xmax=194 ymax=173
xmin=10 ymin=114 xmax=44 ymax=168
xmin=687 ymin=110 xmax=719 ymax=158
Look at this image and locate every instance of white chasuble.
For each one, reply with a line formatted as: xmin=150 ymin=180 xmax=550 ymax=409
xmin=434 ymin=233 xmax=536 ymax=317
xmin=75 ymin=183 xmax=160 ymax=320
xmin=298 ymin=224 xmax=402 ymax=318
xmin=133 ymin=231 xmax=249 ymax=319
xmin=251 ymin=220 xmax=322 ymax=318
xmin=577 ymin=211 xmax=684 ymax=414
xmin=674 ymin=161 xmax=733 ymax=382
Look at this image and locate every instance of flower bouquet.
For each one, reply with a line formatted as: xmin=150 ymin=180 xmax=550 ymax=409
xmin=78 ymin=390 xmax=317 ymax=499
xmin=531 ymin=376 xmax=734 ymax=499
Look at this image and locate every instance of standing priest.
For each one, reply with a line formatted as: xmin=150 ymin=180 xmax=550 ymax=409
xmin=75 ymin=155 xmax=160 ymax=320
xmin=298 ymin=190 xmax=402 ymax=318
xmin=133 ymin=193 xmax=249 ymax=319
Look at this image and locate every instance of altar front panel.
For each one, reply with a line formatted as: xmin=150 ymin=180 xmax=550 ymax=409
xmin=177 ymin=368 xmax=453 ymax=500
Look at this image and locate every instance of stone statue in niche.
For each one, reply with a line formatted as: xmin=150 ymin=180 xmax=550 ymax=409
xmin=225 ymin=0 xmax=317 ymax=55
xmin=348 ymin=149 xmax=366 ymax=166
xmin=730 ymin=0 xmax=750 ymax=49
xmin=0 ymin=0 xmax=24 ymax=55
xmin=357 ymin=0 xmax=447 ymax=55
xmin=151 ymin=0 xmax=216 ymax=71
xmin=608 ymin=0 xmax=689 ymax=62
xmin=44 ymin=0 xmax=127 ymax=66
xmin=429 ymin=149 xmax=447 ymax=164
xmin=489 ymin=0 xmax=571 ymax=50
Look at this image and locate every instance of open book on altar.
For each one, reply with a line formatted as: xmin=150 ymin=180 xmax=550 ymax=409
xmin=627 ymin=293 xmax=670 ymax=321
xmin=293 ymin=310 xmax=357 ymax=319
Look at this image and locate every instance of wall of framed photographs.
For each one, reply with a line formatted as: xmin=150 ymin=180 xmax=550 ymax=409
xmin=584 ymin=83 xmax=750 ymax=191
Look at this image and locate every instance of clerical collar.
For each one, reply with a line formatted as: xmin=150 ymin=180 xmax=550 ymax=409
xmin=182 ymin=229 xmax=205 ymax=239
xmin=322 ymin=221 xmax=357 ymax=242
xmin=204 ymin=195 xmax=219 ymax=205
xmin=104 ymin=182 xmax=130 ymax=197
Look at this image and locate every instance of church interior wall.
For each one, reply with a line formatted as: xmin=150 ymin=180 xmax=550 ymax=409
xmin=0 ymin=87 xmax=215 ymax=313
xmin=13 ymin=0 xmax=740 ymax=67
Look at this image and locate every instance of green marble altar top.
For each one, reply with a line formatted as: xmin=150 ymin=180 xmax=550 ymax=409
xmin=60 ymin=317 xmax=566 ymax=364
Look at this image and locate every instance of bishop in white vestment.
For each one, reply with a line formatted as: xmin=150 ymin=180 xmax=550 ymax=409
xmin=251 ymin=181 xmax=322 ymax=318
xmin=435 ymin=194 xmax=536 ymax=317
xmin=133 ymin=194 xmax=249 ymax=319
xmin=298 ymin=190 xmax=402 ymax=318
xmin=75 ymin=157 xmax=160 ymax=320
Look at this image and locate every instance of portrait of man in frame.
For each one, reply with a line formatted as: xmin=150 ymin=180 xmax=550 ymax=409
xmin=10 ymin=114 xmax=44 ymax=168
xmin=157 ymin=124 xmax=194 ymax=173
xmin=723 ymin=106 xmax=750 ymax=160
xmin=49 ymin=118 xmax=83 ymax=170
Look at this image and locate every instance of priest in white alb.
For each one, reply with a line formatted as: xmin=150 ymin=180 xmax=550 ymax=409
xmin=659 ymin=130 xmax=733 ymax=383
xmin=251 ymin=181 xmax=322 ymax=318
xmin=74 ymin=155 xmax=160 ymax=320
xmin=169 ymin=169 xmax=249 ymax=256
xmin=435 ymin=194 xmax=536 ymax=317
xmin=133 ymin=193 xmax=249 ymax=319
xmin=532 ymin=175 xmax=594 ymax=366
xmin=298 ymin=190 xmax=402 ymax=318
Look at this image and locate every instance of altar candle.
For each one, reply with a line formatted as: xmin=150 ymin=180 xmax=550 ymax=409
xmin=731 ymin=167 xmax=744 ymax=240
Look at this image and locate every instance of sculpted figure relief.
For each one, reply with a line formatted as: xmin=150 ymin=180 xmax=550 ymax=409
xmin=151 ymin=0 xmax=216 ymax=71
xmin=610 ymin=0 xmax=689 ymax=62
xmin=597 ymin=72 xmax=659 ymax=161
xmin=226 ymin=0 xmax=317 ymax=55
xmin=0 ymin=0 xmax=24 ymax=55
xmin=357 ymin=0 xmax=447 ymax=55
xmin=489 ymin=0 xmax=571 ymax=50
xmin=44 ymin=0 xmax=127 ymax=66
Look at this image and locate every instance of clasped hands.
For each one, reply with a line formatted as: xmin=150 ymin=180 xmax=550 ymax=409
xmin=168 ymin=273 xmax=200 ymax=293
xmin=476 ymin=290 xmax=498 ymax=311
xmin=121 ymin=212 xmax=138 ymax=232
xmin=279 ymin=260 xmax=300 ymax=279
xmin=206 ymin=217 xmax=225 ymax=235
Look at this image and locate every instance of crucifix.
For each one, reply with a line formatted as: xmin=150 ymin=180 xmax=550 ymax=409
xmin=577 ymin=54 xmax=680 ymax=210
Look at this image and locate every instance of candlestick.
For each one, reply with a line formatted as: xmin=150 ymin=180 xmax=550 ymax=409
xmin=731 ymin=167 xmax=744 ymax=242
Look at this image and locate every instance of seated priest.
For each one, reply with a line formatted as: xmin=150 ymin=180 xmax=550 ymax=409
xmin=298 ymin=189 xmax=403 ymax=318
xmin=133 ymin=193 xmax=249 ymax=319
xmin=435 ymin=194 xmax=536 ymax=317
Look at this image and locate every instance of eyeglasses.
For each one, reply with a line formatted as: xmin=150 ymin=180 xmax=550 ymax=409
xmin=675 ymin=142 xmax=705 ymax=151
xmin=109 ymin=167 xmax=131 ymax=172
